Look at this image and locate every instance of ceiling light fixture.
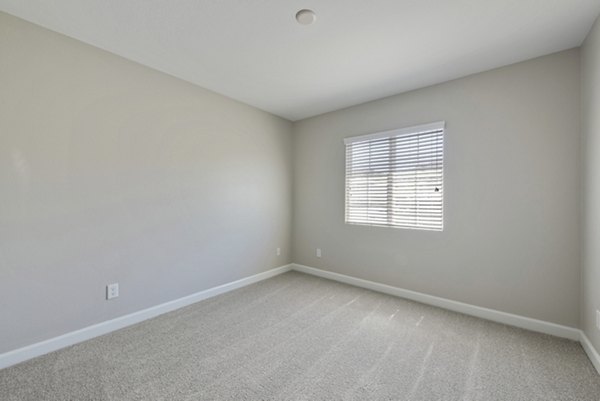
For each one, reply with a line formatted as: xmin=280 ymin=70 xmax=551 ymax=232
xmin=296 ymin=9 xmax=316 ymax=25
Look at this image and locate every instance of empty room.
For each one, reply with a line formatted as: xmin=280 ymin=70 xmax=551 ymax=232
xmin=1 ymin=1 xmax=600 ymax=400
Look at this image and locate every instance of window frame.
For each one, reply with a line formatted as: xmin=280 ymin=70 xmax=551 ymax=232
xmin=344 ymin=121 xmax=445 ymax=232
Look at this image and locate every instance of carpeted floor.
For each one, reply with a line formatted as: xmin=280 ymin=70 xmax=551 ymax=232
xmin=1 ymin=271 xmax=599 ymax=400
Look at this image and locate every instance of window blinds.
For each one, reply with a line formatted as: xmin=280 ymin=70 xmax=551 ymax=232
xmin=344 ymin=122 xmax=444 ymax=231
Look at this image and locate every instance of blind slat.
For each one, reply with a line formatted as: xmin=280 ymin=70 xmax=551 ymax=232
xmin=345 ymin=123 xmax=444 ymax=231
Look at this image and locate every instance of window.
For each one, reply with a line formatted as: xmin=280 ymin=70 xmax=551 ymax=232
xmin=344 ymin=121 xmax=444 ymax=231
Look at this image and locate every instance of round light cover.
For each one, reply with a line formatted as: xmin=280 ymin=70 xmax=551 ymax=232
xmin=296 ymin=9 xmax=316 ymax=25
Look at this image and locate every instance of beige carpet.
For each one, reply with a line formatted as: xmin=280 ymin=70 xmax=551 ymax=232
xmin=1 ymin=271 xmax=599 ymax=400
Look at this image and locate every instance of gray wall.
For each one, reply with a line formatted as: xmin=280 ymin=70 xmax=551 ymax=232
xmin=582 ymin=15 xmax=600 ymax=352
xmin=0 ymin=12 xmax=293 ymax=353
xmin=292 ymin=50 xmax=581 ymax=328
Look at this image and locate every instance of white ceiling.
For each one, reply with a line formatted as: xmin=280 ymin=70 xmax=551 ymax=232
xmin=1 ymin=1 xmax=599 ymax=121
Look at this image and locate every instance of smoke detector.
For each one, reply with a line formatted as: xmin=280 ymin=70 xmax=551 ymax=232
xmin=296 ymin=9 xmax=316 ymax=25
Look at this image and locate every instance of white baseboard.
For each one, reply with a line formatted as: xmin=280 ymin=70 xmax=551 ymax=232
xmin=0 ymin=264 xmax=292 ymax=370
xmin=292 ymin=263 xmax=600 ymax=375
xmin=3 ymin=262 xmax=599 ymax=377
xmin=580 ymin=332 xmax=600 ymax=374
xmin=291 ymin=264 xmax=580 ymax=341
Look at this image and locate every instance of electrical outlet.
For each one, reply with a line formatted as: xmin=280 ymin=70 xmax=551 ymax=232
xmin=597 ymin=310 xmax=600 ymax=331
xmin=106 ymin=283 xmax=119 ymax=300
xmin=316 ymin=248 xmax=322 ymax=258
xmin=276 ymin=247 xmax=281 ymax=256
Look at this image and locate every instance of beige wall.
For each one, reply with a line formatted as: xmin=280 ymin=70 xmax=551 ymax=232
xmin=582 ymin=15 xmax=600 ymax=351
xmin=0 ymin=12 xmax=293 ymax=353
xmin=292 ymin=50 xmax=581 ymax=327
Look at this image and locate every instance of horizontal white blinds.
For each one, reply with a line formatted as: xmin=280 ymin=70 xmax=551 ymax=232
xmin=345 ymin=122 xmax=444 ymax=231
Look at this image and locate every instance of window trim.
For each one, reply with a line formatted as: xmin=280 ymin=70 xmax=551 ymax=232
xmin=344 ymin=121 xmax=445 ymax=231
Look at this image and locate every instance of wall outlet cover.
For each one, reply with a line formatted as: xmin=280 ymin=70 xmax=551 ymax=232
xmin=107 ymin=283 xmax=119 ymax=300
xmin=316 ymin=248 xmax=322 ymax=258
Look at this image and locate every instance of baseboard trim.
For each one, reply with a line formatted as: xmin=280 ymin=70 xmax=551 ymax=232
xmin=580 ymin=332 xmax=600 ymax=374
xmin=291 ymin=264 xmax=600 ymax=375
xmin=291 ymin=264 xmax=580 ymax=341
xmin=3 ymin=263 xmax=597 ymax=376
xmin=0 ymin=264 xmax=292 ymax=370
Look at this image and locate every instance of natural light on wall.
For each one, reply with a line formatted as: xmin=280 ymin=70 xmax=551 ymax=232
xmin=344 ymin=122 xmax=445 ymax=231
